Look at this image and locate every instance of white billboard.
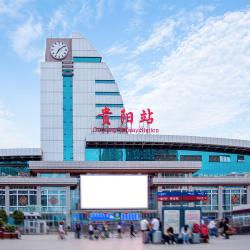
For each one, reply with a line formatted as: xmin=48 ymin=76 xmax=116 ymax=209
xmin=80 ymin=175 xmax=148 ymax=209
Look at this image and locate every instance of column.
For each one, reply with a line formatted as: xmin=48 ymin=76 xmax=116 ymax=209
xmin=36 ymin=186 xmax=41 ymax=212
xmin=5 ymin=186 xmax=10 ymax=215
xmin=218 ymin=186 xmax=223 ymax=219
xmin=247 ymin=186 xmax=250 ymax=204
xmin=157 ymin=186 xmax=163 ymax=220
xmin=65 ymin=186 xmax=71 ymax=227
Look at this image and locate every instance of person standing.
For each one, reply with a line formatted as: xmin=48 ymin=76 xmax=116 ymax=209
xmin=181 ymin=225 xmax=190 ymax=244
xmin=140 ymin=218 xmax=149 ymax=243
xmin=88 ymin=223 xmax=94 ymax=240
xmin=117 ymin=222 xmax=122 ymax=238
xmin=149 ymin=217 xmax=159 ymax=242
xmin=130 ymin=221 xmax=136 ymax=238
xmin=75 ymin=221 xmax=81 ymax=239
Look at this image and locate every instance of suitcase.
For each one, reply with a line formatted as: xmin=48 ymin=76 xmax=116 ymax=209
xmin=142 ymin=231 xmax=149 ymax=244
xmin=153 ymin=230 xmax=162 ymax=244
xmin=192 ymin=233 xmax=200 ymax=244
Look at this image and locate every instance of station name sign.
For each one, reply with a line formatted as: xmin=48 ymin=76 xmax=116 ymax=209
xmin=93 ymin=106 xmax=160 ymax=134
xmin=157 ymin=191 xmax=208 ymax=202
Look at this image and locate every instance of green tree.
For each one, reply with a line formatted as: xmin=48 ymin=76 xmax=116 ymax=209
xmin=0 ymin=209 xmax=8 ymax=223
xmin=12 ymin=210 xmax=24 ymax=225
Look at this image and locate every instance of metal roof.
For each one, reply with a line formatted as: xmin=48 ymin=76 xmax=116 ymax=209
xmin=85 ymin=134 xmax=250 ymax=154
xmin=0 ymin=148 xmax=42 ymax=161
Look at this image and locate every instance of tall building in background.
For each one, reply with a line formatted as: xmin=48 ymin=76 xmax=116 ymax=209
xmin=41 ymin=33 xmax=123 ymax=161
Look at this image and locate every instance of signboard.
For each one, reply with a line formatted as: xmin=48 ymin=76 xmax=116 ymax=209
xmin=163 ymin=210 xmax=180 ymax=234
xmin=93 ymin=107 xmax=159 ymax=134
xmin=158 ymin=191 xmax=208 ymax=202
xmin=184 ymin=210 xmax=201 ymax=226
xmin=88 ymin=212 xmax=141 ymax=221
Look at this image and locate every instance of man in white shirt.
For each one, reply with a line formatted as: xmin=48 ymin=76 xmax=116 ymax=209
xmin=140 ymin=218 xmax=149 ymax=232
xmin=151 ymin=218 xmax=160 ymax=231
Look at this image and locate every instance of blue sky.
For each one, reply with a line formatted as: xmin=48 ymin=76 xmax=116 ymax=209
xmin=1 ymin=0 xmax=250 ymax=148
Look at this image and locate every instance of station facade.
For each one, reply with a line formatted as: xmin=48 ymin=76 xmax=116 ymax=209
xmin=1 ymin=33 xmax=250 ymax=228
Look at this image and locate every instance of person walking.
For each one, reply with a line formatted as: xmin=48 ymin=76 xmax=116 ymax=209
xmin=58 ymin=221 xmax=66 ymax=240
xmin=223 ymin=217 xmax=231 ymax=239
xmin=75 ymin=221 xmax=81 ymax=239
xmin=130 ymin=221 xmax=136 ymax=238
xmin=208 ymin=219 xmax=218 ymax=237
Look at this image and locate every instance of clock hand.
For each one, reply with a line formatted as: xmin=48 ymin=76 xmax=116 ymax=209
xmin=56 ymin=45 xmax=66 ymax=55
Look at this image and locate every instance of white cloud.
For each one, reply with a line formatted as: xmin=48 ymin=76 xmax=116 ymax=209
xmin=122 ymin=10 xmax=250 ymax=139
xmin=0 ymin=103 xmax=34 ymax=148
xmin=48 ymin=9 xmax=68 ymax=33
xmin=125 ymin=0 xmax=146 ymax=15
xmin=132 ymin=5 xmax=216 ymax=56
xmin=0 ymin=0 xmax=28 ymax=17
xmin=104 ymin=43 xmax=128 ymax=56
xmin=10 ymin=17 xmax=43 ymax=61
xmin=133 ymin=19 xmax=176 ymax=55
xmin=96 ymin=0 xmax=105 ymax=22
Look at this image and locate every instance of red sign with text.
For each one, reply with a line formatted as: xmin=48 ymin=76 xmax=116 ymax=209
xmin=93 ymin=106 xmax=159 ymax=134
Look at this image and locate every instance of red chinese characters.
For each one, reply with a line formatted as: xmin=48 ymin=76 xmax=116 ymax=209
xmin=98 ymin=106 xmax=112 ymax=126
xmin=140 ymin=108 xmax=154 ymax=124
xmin=120 ymin=108 xmax=134 ymax=125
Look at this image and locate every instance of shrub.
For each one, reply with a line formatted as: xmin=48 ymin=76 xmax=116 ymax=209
xmin=0 ymin=209 xmax=8 ymax=223
xmin=12 ymin=211 xmax=24 ymax=225
xmin=0 ymin=218 xmax=4 ymax=227
xmin=5 ymin=224 xmax=16 ymax=233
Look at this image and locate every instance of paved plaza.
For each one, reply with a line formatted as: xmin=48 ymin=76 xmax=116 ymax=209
xmin=0 ymin=233 xmax=249 ymax=250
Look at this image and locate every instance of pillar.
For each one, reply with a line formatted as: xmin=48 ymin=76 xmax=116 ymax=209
xmin=65 ymin=186 xmax=71 ymax=227
xmin=247 ymin=185 xmax=250 ymax=204
xmin=36 ymin=186 xmax=41 ymax=212
xmin=218 ymin=186 xmax=223 ymax=219
xmin=5 ymin=186 xmax=10 ymax=215
xmin=157 ymin=186 xmax=163 ymax=220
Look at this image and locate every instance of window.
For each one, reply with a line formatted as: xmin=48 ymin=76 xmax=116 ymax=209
xmin=0 ymin=190 xmax=5 ymax=208
xmin=209 ymin=155 xmax=230 ymax=162
xmin=41 ymin=187 xmax=66 ymax=213
xmin=237 ymin=155 xmax=245 ymax=162
xmin=180 ymin=155 xmax=202 ymax=161
xmin=155 ymin=155 xmax=177 ymax=161
xmin=95 ymin=80 xmax=115 ymax=84
xmin=223 ymin=188 xmax=247 ymax=210
xmin=73 ymin=57 xmax=101 ymax=63
xmin=96 ymin=104 xmax=124 ymax=108
xmin=95 ymin=92 xmax=120 ymax=96
xmin=9 ymin=188 xmax=37 ymax=212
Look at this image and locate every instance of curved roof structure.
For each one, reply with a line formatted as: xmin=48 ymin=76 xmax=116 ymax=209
xmin=86 ymin=134 xmax=250 ymax=155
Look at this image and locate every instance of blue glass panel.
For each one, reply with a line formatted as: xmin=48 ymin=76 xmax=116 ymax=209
xmin=85 ymin=148 xmax=250 ymax=176
xmin=96 ymin=116 xmax=120 ymax=120
xmin=95 ymin=80 xmax=115 ymax=84
xmin=63 ymin=76 xmax=73 ymax=161
xmin=96 ymin=104 xmax=124 ymax=108
xmin=95 ymin=92 xmax=120 ymax=96
xmin=73 ymin=57 xmax=102 ymax=63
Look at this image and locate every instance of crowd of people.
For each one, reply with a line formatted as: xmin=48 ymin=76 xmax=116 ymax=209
xmin=57 ymin=217 xmax=234 ymax=244
xmin=57 ymin=221 xmax=138 ymax=240
xmin=140 ymin=217 xmax=234 ymax=244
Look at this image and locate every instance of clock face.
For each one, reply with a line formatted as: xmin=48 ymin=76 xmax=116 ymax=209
xmin=50 ymin=41 xmax=68 ymax=60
